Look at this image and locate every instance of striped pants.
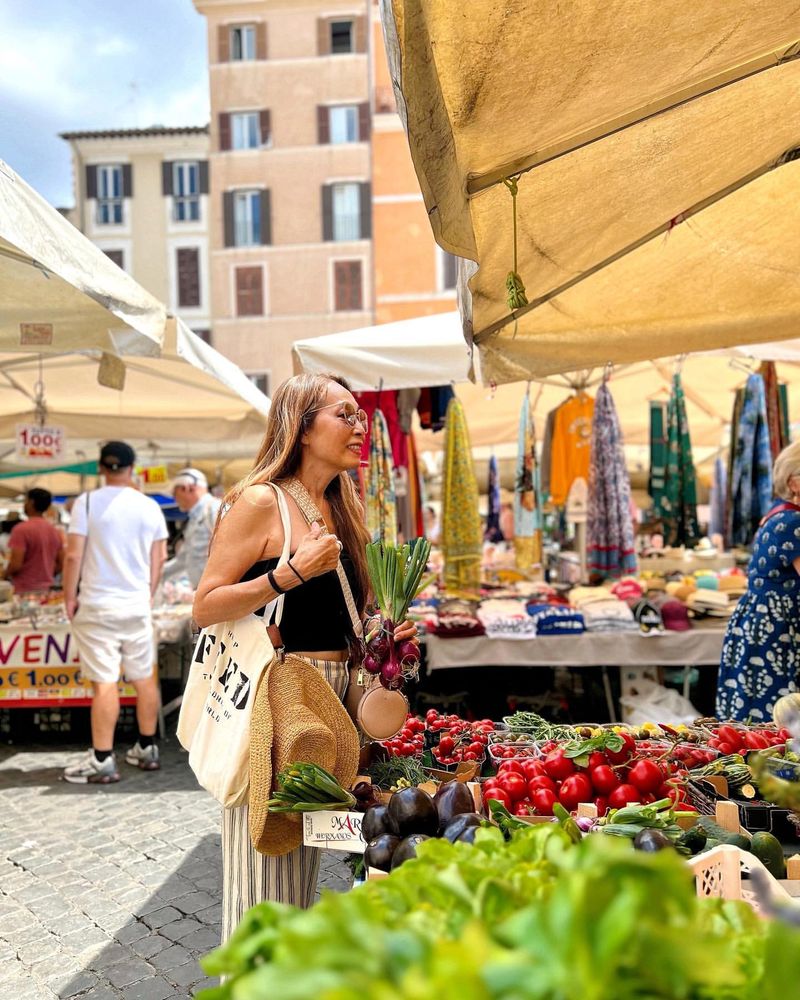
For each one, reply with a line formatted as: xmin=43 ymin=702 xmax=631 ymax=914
xmin=221 ymin=657 xmax=349 ymax=943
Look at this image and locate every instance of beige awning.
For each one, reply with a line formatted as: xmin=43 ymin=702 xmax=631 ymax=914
xmin=382 ymin=1 xmax=800 ymax=383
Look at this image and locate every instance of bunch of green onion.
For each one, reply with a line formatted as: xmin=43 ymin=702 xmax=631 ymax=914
xmin=267 ymin=763 xmax=356 ymax=813
xmin=366 ymin=538 xmax=432 ymax=629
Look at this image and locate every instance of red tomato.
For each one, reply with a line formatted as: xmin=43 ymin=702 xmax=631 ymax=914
xmin=606 ymin=733 xmax=636 ymax=765
xmin=498 ymin=759 xmax=526 ymax=776
xmin=400 ymin=742 xmax=417 ymax=756
xmin=531 ymin=788 xmax=557 ymax=816
xmin=628 ymin=759 xmax=664 ymax=794
xmin=425 ymin=709 xmax=439 ymax=723
xmin=528 ymin=775 xmax=557 ymax=796
xmin=587 ymin=751 xmax=608 ymax=770
xmin=558 ymin=773 xmax=593 ymax=811
xmin=464 ymin=751 xmax=477 ymax=761
xmin=522 ymin=759 xmax=547 ymax=780
xmin=484 ymin=788 xmax=511 ymax=810
xmin=589 ymin=764 xmax=620 ymax=796
xmin=608 ymin=784 xmax=642 ymax=809
xmin=498 ymin=773 xmax=528 ymax=802
xmin=438 ymin=735 xmax=455 ymax=755
xmin=514 ymin=801 xmax=535 ymax=816
xmin=543 ymin=749 xmax=576 ymax=781
xmin=593 ymin=795 xmax=608 ymax=817
xmin=468 ymin=741 xmax=485 ymax=756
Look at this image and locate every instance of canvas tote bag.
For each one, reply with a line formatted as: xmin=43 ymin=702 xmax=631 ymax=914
xmin=177 ymin=483 xmax=292 ymax=807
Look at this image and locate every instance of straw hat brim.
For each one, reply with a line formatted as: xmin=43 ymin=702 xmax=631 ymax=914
xmin=249 ymin=655 xmax=360 ymax=857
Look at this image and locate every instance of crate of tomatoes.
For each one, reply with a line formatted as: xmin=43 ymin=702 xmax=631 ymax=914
xmin=380 ymin=711 xmax=495 ymax=769
xmin=482 ymin=730 xmax=695 ymax=819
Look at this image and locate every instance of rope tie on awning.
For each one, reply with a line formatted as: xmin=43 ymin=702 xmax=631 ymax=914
xmin=502 ymin=175 xmax=527 ymax=334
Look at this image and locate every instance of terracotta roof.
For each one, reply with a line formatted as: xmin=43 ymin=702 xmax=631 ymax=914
xmin=60 ymin=125 xmax=209 ymax=140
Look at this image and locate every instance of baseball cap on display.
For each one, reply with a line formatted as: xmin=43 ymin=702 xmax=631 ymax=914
xmin=173 ymin=468 xmax=208 ymax=489
xmin=611 ymin=578 xmax=643 ymax=604
xmin=99 ymin=441 xmax=135 ymax=471
xmin=659 ymin=598 xmax=692 ymax=632
xmin=631 ymin=599 xmax=664 ymax=635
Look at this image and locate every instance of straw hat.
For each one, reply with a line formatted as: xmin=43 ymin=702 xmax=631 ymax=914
xmin=248 ymin=655 xmax=360 ymax=856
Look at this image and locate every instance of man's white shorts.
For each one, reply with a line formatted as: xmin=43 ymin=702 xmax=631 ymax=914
xmin=71 ymin=607 xmax=156 ymax=684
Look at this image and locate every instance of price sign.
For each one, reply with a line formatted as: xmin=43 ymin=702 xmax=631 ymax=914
xmin=15 ymin=424 xmax=65 ymax=462
xmin=138 ymin=465 xmax=169 ymax=485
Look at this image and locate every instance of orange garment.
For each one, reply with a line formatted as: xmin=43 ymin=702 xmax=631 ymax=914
xmin=549 ymin=393 xmax=595 ymax=506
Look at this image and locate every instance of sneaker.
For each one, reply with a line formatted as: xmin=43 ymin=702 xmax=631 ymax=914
xmin=63 ymin=750 xmax=120 ymax=784
xmin=125 ymin=742 xmax=160 ymax=771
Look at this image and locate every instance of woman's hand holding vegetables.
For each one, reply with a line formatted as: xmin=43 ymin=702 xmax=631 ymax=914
xmin=393 ymin=620 xmax=418 ymax=644
xmin=290 ymin=521 xmax=341 ymax=581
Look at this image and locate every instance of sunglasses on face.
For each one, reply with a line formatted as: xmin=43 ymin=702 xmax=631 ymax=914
xmin=307 ymin=401 xmax=369 ymax=430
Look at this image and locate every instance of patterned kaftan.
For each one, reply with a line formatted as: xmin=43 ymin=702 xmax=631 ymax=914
xmin=716 ymin=507 xmax=800 ymax=721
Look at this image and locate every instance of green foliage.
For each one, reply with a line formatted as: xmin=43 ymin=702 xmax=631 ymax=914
xmin=200 ymin=825 xmax=800 ymax=1000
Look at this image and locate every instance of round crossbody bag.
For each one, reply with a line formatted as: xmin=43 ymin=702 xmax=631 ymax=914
xmin=281 ymin=480 xmax=408 ymax=741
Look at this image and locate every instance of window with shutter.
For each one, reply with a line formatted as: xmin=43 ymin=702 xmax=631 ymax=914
xmin=331 ymin=183 xmax=360 ymax=241
xmin=333 ymin=261 xmax=363 ymax=311
xmin=177 ymin=248 xmax=201 ymax=308
xmin=330 ymin=20 xmax=353 ymax=54
xmin=104 ymin=249 xmax=124 ymax=269
xmin=233 ymin=190 xmax=261 ymax=246
xmin=235 ymin=267 xmax=264 ymax=316
xmin=96 ymin=165 xmax=123 ymax=224
xmin=231 ymin=25 xmax=256 ymax=60
xmin=259 ymin=109 xmax=271 ymax=147
xmin=329 ymin=106 xmax=358 ymax=144
xmin=173 ymin=162 xmax=201 ymax=222
xmin=232 ymin=112 xmax=259 ymax=150
xmin=219 ymin=112 xmax=232 ymax=151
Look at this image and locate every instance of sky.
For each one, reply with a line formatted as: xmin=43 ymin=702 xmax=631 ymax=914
xmin=0 ymin=0 xmax=210 ymax=207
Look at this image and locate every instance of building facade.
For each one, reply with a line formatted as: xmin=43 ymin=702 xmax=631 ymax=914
xmin=60 ymin=126 xmax=213 ymax=342
xmin=193 ymin=0 xmax=376 ymax=394
xmin=369 ymin=0 xmax=457 ymax=326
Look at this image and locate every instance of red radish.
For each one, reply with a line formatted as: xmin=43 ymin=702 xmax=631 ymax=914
xmin=396 ymin=640 xmax=419 ymax=663
xmin=379 ymin=660 xmax=403 ymax=690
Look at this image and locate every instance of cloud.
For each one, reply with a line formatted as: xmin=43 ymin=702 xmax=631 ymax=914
xmin=94 ymin=36 xmax=136 ymax=58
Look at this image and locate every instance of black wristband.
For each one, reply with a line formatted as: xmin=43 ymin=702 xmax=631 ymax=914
xmin=267 ymin=569 xmax=286 ymax=595
xmin=287 ymin=559 xmax=307 ymax=585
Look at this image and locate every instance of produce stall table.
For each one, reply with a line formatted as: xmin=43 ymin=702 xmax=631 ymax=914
xmin=425 ymin=628 xmax=726 ymax=721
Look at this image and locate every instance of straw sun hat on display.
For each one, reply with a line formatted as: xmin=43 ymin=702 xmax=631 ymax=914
xmin=249 ymin=655 xmax=360 ymax=856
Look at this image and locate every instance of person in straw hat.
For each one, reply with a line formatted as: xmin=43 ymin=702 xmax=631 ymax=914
xmin=193 ymin=373 xmax=417 ymax=941
xmin=716 ymin=441 xmax=800 ymax=722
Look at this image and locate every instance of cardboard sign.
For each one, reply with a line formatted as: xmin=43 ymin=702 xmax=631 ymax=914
xmin=15 ymin=424 xmax=65 ymax=462
xmin=302 ymin=810 xmax=366 ymax=852
xmin=19 ymin=323 xmax=53 ymax=346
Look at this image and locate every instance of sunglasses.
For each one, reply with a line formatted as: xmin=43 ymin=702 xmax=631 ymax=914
xmin=307 ymin=401 xmax=369 ymax=430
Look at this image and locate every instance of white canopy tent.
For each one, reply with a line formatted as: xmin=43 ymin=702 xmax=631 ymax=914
xmin=381 ymin=2 xmax=800 ymax=384
xmin=0 ymin=159 xmax=270 ymax=483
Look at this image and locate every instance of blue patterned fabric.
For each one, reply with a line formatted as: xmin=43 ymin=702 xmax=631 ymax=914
xmin=485 ymin=454 xmax=503 ymax=542
xmin=716 ymin=507 xmax=800 ymax=721
xmin=729 ymin=374 xmax=773 ymax=548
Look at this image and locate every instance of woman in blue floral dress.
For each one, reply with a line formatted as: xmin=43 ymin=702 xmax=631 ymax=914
xmin=717 ymin=444 xmax=800 ymax=721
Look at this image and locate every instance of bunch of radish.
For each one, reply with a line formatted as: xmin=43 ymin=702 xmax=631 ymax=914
xmin=364 ymin=538 xmax=431 ymax=690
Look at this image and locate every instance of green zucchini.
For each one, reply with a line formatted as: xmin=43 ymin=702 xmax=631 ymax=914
xmin=697 ymin=815 xmax=751 ymax=849
xmin=676 ymin=825 xmax=707 ymax=855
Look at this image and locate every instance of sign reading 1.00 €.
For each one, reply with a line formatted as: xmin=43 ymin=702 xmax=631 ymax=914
xmin=15 ymin=424 xmax=65 ymax=462
xmin=0 ymin=624 xmax=135 ymax=704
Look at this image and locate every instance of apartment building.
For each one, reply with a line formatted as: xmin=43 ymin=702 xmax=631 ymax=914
xmin=60 ymin=126 xmax=213 ymax=342
xmin=370 ymin=0 xmax=457 ymax=325
xmin=193 ymin=0 xmax=374 ymax=393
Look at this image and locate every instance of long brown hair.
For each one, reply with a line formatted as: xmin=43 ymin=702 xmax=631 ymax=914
xmin=222 ymin=373 xmax=370 ymax=614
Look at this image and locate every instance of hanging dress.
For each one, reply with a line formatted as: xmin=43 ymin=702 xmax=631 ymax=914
xmin=513 ymin=393 xmax=542 ymax=568
xmin=441 ymin=397 xmax=482 ymax=595
xmin=662 ymin=373 xmax=700 ymax=547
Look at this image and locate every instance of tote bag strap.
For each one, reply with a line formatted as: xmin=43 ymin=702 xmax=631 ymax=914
xmin=281 ymin=479 xmax=363 ymax=640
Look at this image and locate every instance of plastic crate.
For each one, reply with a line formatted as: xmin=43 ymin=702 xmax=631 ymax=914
xmin=688 ymin=778 xmax=799 ymax=842
xmin=689 ymin=844 xmax=791 ymax=916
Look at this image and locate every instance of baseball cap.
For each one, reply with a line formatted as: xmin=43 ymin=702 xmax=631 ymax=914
xmin=173 ymin=468 xmax=208 ymax=489
xmin=611 ymin=578 xmax=643 ymax=604
xmin=99 ymin=441 xmax=135 ymax=471
xmin=631 ymin=599 xmax=664 ymax=635
xmin=659 ymin=598 xmax=692 ymax=632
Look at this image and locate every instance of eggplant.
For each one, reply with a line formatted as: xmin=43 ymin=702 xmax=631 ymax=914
xmin=442 ymin=812 xmax=484 ymax=843
xmin=456 ymin=824 xmax=480 ymax=844
xmin=364 ymin=833 xmax=401 ymax=872
xmin=390 ymin=833 xmax=430 ymax=870
xmin=362 ymin=804 xmax=392 ymax=843
xmin=633 ymin=828 xmax=672 ymax=853
xmin=387 ymin=787 xmax=438 ymax=837
xmin=434 ymin=781 xmax=475 ymax=832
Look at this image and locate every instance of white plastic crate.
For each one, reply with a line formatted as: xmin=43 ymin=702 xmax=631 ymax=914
xmin=688 ymin=844 xmax=791 ymax=916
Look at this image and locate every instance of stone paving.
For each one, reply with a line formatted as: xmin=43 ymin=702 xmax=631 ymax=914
xmin=0 ymin=731 xmax=352 ymax=999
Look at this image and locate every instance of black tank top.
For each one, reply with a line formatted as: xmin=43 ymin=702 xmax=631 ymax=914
xmin=240 ymin=550 xmax=362 ymax=653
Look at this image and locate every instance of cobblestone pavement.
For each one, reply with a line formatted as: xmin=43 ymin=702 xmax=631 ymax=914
xmin=0 ymin=732 xmax=352 ymax=999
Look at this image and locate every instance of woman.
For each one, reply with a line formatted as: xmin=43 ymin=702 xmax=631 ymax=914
xmin=717 ymin=441 xmax=800 ymax=721
xmin=193 ymin=373 xmax=416 ymax=939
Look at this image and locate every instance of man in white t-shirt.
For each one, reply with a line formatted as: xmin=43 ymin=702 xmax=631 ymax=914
xmin=62 ymin=442 xmax=168 ymax=784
